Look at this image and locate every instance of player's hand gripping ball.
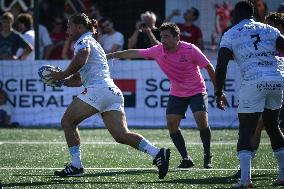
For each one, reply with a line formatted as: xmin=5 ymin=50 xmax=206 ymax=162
xmin=38 ymin=65 xmax=64 ymax=87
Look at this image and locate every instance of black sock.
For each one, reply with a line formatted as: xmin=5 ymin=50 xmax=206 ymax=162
xmin=170 ymin=130 xmax=188 ymax=159
xmin=200 ymin=128 xmax=211 ymax=156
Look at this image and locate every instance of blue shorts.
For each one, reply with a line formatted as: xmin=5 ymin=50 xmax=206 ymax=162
xmin=166 ymin=93 xmax=208 ymax=118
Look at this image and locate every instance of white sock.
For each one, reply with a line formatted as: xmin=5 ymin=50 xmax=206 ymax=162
xmin=69 ymin=145 xmax=83 ymax=168
xmin=138 ymin=138 xmax=160 ymax=158
xmin=274 ymin=148 xmax=284 ymax=179
xmin=238 ymin=150 xmax=252 ymax=183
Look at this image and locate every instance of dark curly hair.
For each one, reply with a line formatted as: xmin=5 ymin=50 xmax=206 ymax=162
xmin=69 ymin=13 xmax=98 ymax=34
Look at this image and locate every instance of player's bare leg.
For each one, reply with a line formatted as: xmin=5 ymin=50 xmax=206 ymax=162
xmin=54 ymin=97 xmax=98 ymax=177
xmin=262 ymin=109 xmax=284 ymax=186
xmin=101 ymin=111 xmax=143 ymax=148
xmin=252 ymin=116 xmax=264 ymax=150
xmin=102 ymin=110 xmax=170 ymax=179
xmin=193 ymin=111 xmax=212 ymax=168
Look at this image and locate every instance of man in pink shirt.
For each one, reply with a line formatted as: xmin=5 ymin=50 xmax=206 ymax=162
xmin=107 ymin=22 xmax=217 ymax=169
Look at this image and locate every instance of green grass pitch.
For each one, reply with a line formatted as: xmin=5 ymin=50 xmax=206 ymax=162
xmin=0 ymin=128 xmax=281 ymax=188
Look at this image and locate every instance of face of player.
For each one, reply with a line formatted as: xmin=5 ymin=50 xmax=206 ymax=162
xmin=160 ymin=29 xmax=179 ymax=51
xmin=67 ymin=20 xmax=81 ymax=41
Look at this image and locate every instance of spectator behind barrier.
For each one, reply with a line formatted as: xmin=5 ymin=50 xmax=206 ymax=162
xmin=0 ymin=90 xmax=19 ymax=128
xmin=128 ymin=11 xmax=160 ymax=49
xmin=0 ymin=12 xmax=33 ymax=60
xmin=253 ymin=0 xmax=268 ymax=23
xmin=211 ymin=2 xmax=233 ymax=51
xmin=16 ymin=12 xmax=35 ymax=60
xmin=98 ymin=17 xmax=124 ymax=53
xmin=165 ymin=7 xmax=204 ymax=51
xmin=27 ymin=8 xmax=53 ymax=59
xmin=47 ymin=16 xmax=69 ymax=60
xmin=87 ymin=3 xmax=104 ymax=36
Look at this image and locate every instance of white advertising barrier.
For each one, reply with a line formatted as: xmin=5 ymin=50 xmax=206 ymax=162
xmin=0 ymin=60 xmax=240 ymax=128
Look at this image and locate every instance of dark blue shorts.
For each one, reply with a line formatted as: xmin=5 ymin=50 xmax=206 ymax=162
xmin=166 ymin=93 xmax=208 ymax=118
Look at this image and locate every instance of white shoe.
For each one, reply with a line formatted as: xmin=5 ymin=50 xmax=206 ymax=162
xmin=232 ymin=181 xmax=253 ymax=188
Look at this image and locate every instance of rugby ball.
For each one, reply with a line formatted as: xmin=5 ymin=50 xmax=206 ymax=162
xmin=38 ymin=65 xmax=63 ymax=87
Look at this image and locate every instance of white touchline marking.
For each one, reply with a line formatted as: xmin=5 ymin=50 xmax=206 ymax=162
xmin=0 ymin=141 xmax=272 ymax=145
xmin=0 ymin=167 xmax=277 ymax=171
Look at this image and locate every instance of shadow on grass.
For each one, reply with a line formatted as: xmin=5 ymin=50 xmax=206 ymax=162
xmin=5 ymin=169 xmax=158 ymax=187
xmin=137 ymin=172 xmax=276 ymax=188
xmin=5 ymin=170 xmax=276 ymax=188
xmin=12 ymin=169 xmax=156 ymax=177
xmin=2 ymin=180 xmax=131 ymax=188
xmin=84 ymin=169 xmax=156 ymax=177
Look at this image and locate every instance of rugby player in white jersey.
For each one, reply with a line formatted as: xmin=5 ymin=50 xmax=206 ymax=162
xmin=47 ymin=13 xmax=170 ymax=179
xmin=215 ymin=1 xmax=284 ymax=188
xmin=233 ymin=11 xmax=284 ymax=179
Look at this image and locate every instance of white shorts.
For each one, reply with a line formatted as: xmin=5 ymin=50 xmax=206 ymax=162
xmin=238 ymin=81 xmax=283 ymax=113
xmin=78 ymin=85 xmax=124 ymax=113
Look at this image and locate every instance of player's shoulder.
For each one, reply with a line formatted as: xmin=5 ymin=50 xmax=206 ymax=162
xmin=178 ymin=41 xmax=199 ymax=54
xmin=179 ymin=41 xmax=194 ymax=49
xmin=75 ymin=32 xmax=94 ymax=45
xmin=262 ymin=22 xmax=281 ymax=34
xmin=150 ymin=43 xmax=163 ymax=50
xmin=221 ymin=20 xmax=254 ymax=39
xmin=74 ymin=39 xmax=85 ymax=50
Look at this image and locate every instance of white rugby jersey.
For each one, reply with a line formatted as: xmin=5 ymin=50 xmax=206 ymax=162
xmin=74 ymin=32 xmax=113 ymax=87
xmin=220 ymin=19 xmax=283 ymax=84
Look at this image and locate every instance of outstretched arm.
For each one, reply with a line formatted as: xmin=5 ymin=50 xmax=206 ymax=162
xmin=106 ymin=49 xmax=143 ymax=60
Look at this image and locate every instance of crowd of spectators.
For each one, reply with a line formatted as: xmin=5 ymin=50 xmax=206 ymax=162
xmin=0 ymin=0 xmax=283 ymax=61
